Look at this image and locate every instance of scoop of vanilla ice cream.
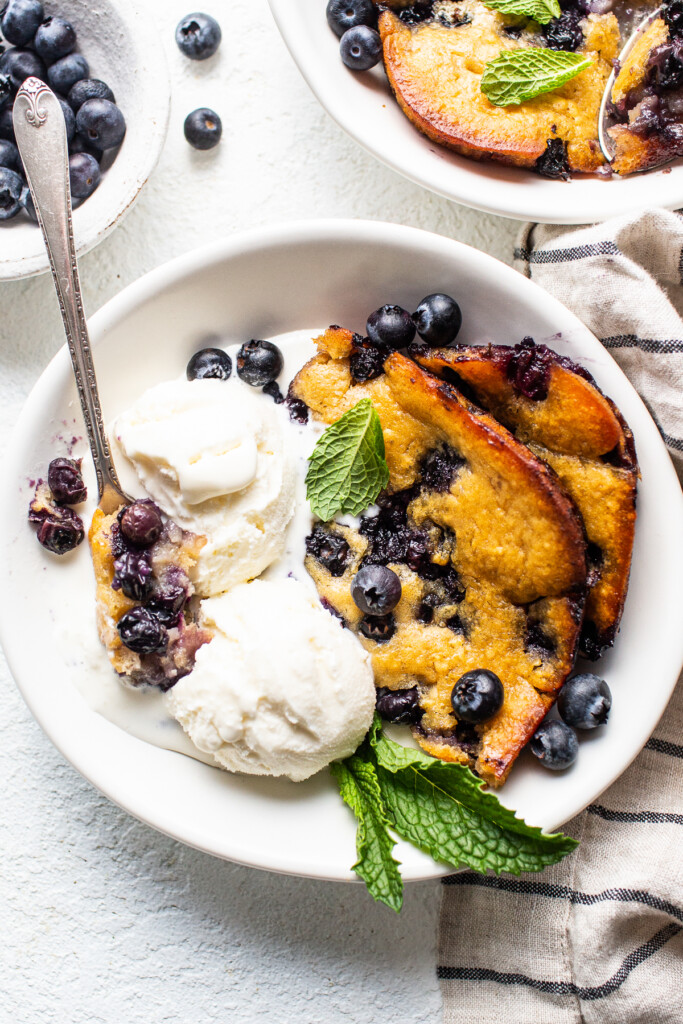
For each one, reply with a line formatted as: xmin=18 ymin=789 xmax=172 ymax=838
xmin=113 ymin=378 xmax=295 ymax=596
xmin=165 ymin=578 xmax=376 ymax=781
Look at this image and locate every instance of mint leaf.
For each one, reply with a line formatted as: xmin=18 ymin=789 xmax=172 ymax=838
xmin=481 ymin=48 xmax=592 ymax=106
xmin=482 ymin=0 xmax=560 ymax=24
xmin=370 ymin=727 xmax=578 ymax=875
xmin=331 ymin=756 xmax=404 ymax=911
xmin=306 ymin=399 xmax=389 ymax=520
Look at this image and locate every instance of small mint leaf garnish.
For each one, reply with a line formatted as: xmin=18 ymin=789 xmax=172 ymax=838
xmin=482 ymin=0 xmax=560 ymax=24
xmin=331 ymin=756 xmax=403 ymax=912
xmin=306 ymin=399 xmax=389 ymax=520
xmin=369 ymin=726 xmax=578 ymax=875
xmin=481 ymin=48 xmax=592 ymax=106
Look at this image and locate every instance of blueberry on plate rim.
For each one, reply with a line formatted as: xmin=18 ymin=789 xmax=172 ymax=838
xmin=557 ymin=672 xmax=612 ymax=730
xmin=339 ymin=24 xmax=382 ymax=71
xmin=175 ymin=12 xmax=222 ymax=60
xmin=450 ymin=669 xmax=504 ymax=724
xmin=184 ymin=107 xmax=222 ymax=150
xmin=529 ymin=719 xmax=579 ymax=770
xmin=326 ymin=0 xmax=377 ymax=37
xmin=187 ymin=347 xmax=232 ymax=380
xmin=236 ymin=339 xmax=284 ymax=386
xmin=366 ymin=303 xmax=416 ymax=348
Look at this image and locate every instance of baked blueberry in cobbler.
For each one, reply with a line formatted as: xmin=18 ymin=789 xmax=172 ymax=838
xmin=28 ymin=457 xmax=87 ymax=554
xmin=89 ymin=499 xmax=211 ymax=690
xmin=295 ymin=324 xmax=595 ymax=786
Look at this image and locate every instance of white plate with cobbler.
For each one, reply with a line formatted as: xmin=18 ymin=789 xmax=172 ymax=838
xmin=269 ymin=0 xmax=683 ymax=223
xmin=1 ymin=221 xmax=682 ymax=887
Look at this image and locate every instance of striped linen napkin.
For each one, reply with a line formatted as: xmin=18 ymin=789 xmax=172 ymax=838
xmin=438 ymin=208 xmax=683 ymax=1023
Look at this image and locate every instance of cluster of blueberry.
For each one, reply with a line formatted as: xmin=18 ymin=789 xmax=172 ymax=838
xmin=112 ymin=500 xmax=191 ymax=660
xmin=0 ymin=0 xmax=126 ymax=222
xmin=326 ymin=0 xmax=383 ymax=72
xmin=175 ymin=12 xmax=223 ymax=151
xmin=28 ymin=456 xmax=87 ymax=553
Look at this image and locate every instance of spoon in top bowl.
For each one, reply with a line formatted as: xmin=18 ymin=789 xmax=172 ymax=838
xmin=13 ymin=77 xmax=132 ymax=515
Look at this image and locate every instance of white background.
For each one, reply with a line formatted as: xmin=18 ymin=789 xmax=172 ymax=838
xmin=0 ymin=1 xmax=520 ymax=1020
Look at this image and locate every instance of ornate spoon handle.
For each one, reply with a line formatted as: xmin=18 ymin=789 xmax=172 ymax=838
xmin=13 ymin=77 xmax=130 ymax=514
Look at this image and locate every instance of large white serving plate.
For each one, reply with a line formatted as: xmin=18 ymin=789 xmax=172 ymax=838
xmin=268 ymin=0 xmax=683 ymax=224
xmin=2 ymin=220 xmax=682 ymax=881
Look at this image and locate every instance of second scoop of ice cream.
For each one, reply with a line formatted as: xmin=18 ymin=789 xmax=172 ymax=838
xmin=113 ymin=378 xmax=295 ymax=596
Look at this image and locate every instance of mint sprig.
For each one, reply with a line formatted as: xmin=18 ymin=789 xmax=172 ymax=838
xmin=481 ymin=48 xmax=592 ymax=106
xmin=306 ymin=399 xmax=389 ymax=520
xmin=331 ymin=756 xmax=403 ymax=912
xmin=482 ymin=0 xmax=560 ymax=24
xmin=331 ymin=717 xmax=578 ymax=910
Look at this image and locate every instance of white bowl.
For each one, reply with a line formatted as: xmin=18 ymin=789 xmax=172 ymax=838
xmin=268 ymin=0 xmax=683 ymax=224
xmin=2 ymin=220 xmax=682 ymax=881
xmin=0 ymin=0 xmax=170 ymax=280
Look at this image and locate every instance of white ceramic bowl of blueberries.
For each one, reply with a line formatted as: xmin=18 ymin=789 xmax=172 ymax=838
xmin=0 ymin=0 xmax=170 ymax=280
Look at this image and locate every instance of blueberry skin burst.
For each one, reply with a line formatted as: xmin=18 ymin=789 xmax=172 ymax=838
xmin=184 ymin=107 xmax=222 ymax=150
xmin=1 ymin=0 xmax=44 ymax=46
xmin=0 ymin=166 xmax=23 ymax=220
xmin=176 ymin=12 xmax=222 ymax=60
xmin=236 ymin=340 xmax=284 ymax=386
xmin=34 ymin=15 xmax=76 ymax=62
xmin=366 ymin=304 xmax=416 ymax=348
xmin=76 ymin=98 xmax=126 ymax=150
xmin=529 ymin=719 xmax=579 ymax=771
xmin=0 ymin=48 xmax=47 ymax=90
xmin=69 ymin=152 xmax=100 ymax=198
xmin=0 ymin=140 xmax=22 ymax=174
xmin=326 ymin=0 xmax=377 ymax=37
xmin=340 ymin=25 xmax=382 ymax=71
xmin=187 ymin=347 xmax=232 ymax=381
xmin=450 ymin=669 xmax=504 ymax=724
xmin=351 ymin=564 xmax=402 ymax=616
xmin=48 ymin=53 xmax=89 ymax=96
xmin=375 ymin=685 xmax=422 ymax=725
xmin=47 ymin=457 xmax=86 ymax=504
xmin=413 ymin=293 xmax=463 ymax=347
xmin=557 ymin=673 xmax=612 ymax=730
xmin=68 ymin=78 xmax=115 ymax=113
xmin=117 ymin=607 xmax=168 ymax=655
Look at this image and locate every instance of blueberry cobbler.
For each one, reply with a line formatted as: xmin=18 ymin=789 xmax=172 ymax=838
xmin=326 ymin=0 xmax=683 ymax=176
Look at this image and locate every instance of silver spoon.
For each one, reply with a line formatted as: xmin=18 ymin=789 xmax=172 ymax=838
xmin=598 ymin=5 xmax=665 ymax=162
xmin=13 ymin=77 xmax=132 ymax=515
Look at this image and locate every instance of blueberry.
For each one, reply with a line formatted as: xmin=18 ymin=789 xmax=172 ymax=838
xmin=366 ymin=303 xmax=415 ymax=348
xmin=47 ymin=52 xmax=89 ymax=95
xmin=450 ymin=669 xmax=504 ymax=724
xmin=305 ymin=526 xmax=350 ymax=576
xmin=114 ymin=549 xmax=153 ymax=601
xmin=183 ymin=107 xmax=222 ymax=150
xmin=68 ymin=132 xmax=102 ymax=162
xmin=20 ymin=185 xmax=37 ymax=220
xmin=542 ymin=9 xmax=583 ymax=51
xmin=76 ymin=98 xmax=125 ymax=150
xmin=0 ymin=165 xmax=23 ymax=219
xmin=186 ymin=346 xmax=232 ymax=381
xmin=529 ymin=719 xmax=579 ymax=771
xmin=1 ymin=0 xmax=44 ymax=46
xmin=351 ymin=564 xmax=402 ymax=615
xmin=0 ymin=48 xmax=47 ymax=91
xmin=34 ymin=511 xmax=84 ymax=553
xmin=175 ymin=12 xmax=222 ymax=60
xmin=0 ymin=103 xmax=15 ymax=142
xmin=68 ymin=151 xmax=99 ymax=198
xmin=58 ymin=96 xmax=75 ymax=143
xmin=350 ymin=336 xmax=386 ymax=383
xmin=262 ymin=380 xmax=284 ymax=404
xmin=664 ymin=0 xmax=683 ymax=36
xmin=375 ymin=685 xmax=422 ymax=724
xmin=0 ymin=73 xmax=10 ymax=108
xmin=359 ymin=613 xmax=395 ymax=643
xmin=0 ymin=139 xmax=21 ymax=173
xmin=412 ymin=293 xmax=462 ymax=347
xmin=33 ymin=16 xmax=76 ymax=62
xmin=47 ymin=457 xmax=86 ymax=504
xmin=117 ymin=606 xmax=168 ymax=655
xmin=145 ymin=583 xmax=187 ymax=627
xmin=339 ymin=24 xmax=382 ymax=71
xmin=557 ymin=673 xmax=612 ymax=730
xmin=119 ymin=500 xmax=163 ymax=547
xmin=236 ymin=339 xmax=284 ymax=386
xmin=326 ymin=0 xmax=377 ymax=37
xmin=68 ymin=78 xmax=115 ymax=112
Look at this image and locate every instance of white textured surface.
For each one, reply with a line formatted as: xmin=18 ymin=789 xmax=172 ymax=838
xmin=0 ymin=1 xmax=518 ymax=1020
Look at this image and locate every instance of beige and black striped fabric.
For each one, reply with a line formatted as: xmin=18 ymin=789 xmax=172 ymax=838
xmin=439 ymin=210 xmax=683 ymax=1022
